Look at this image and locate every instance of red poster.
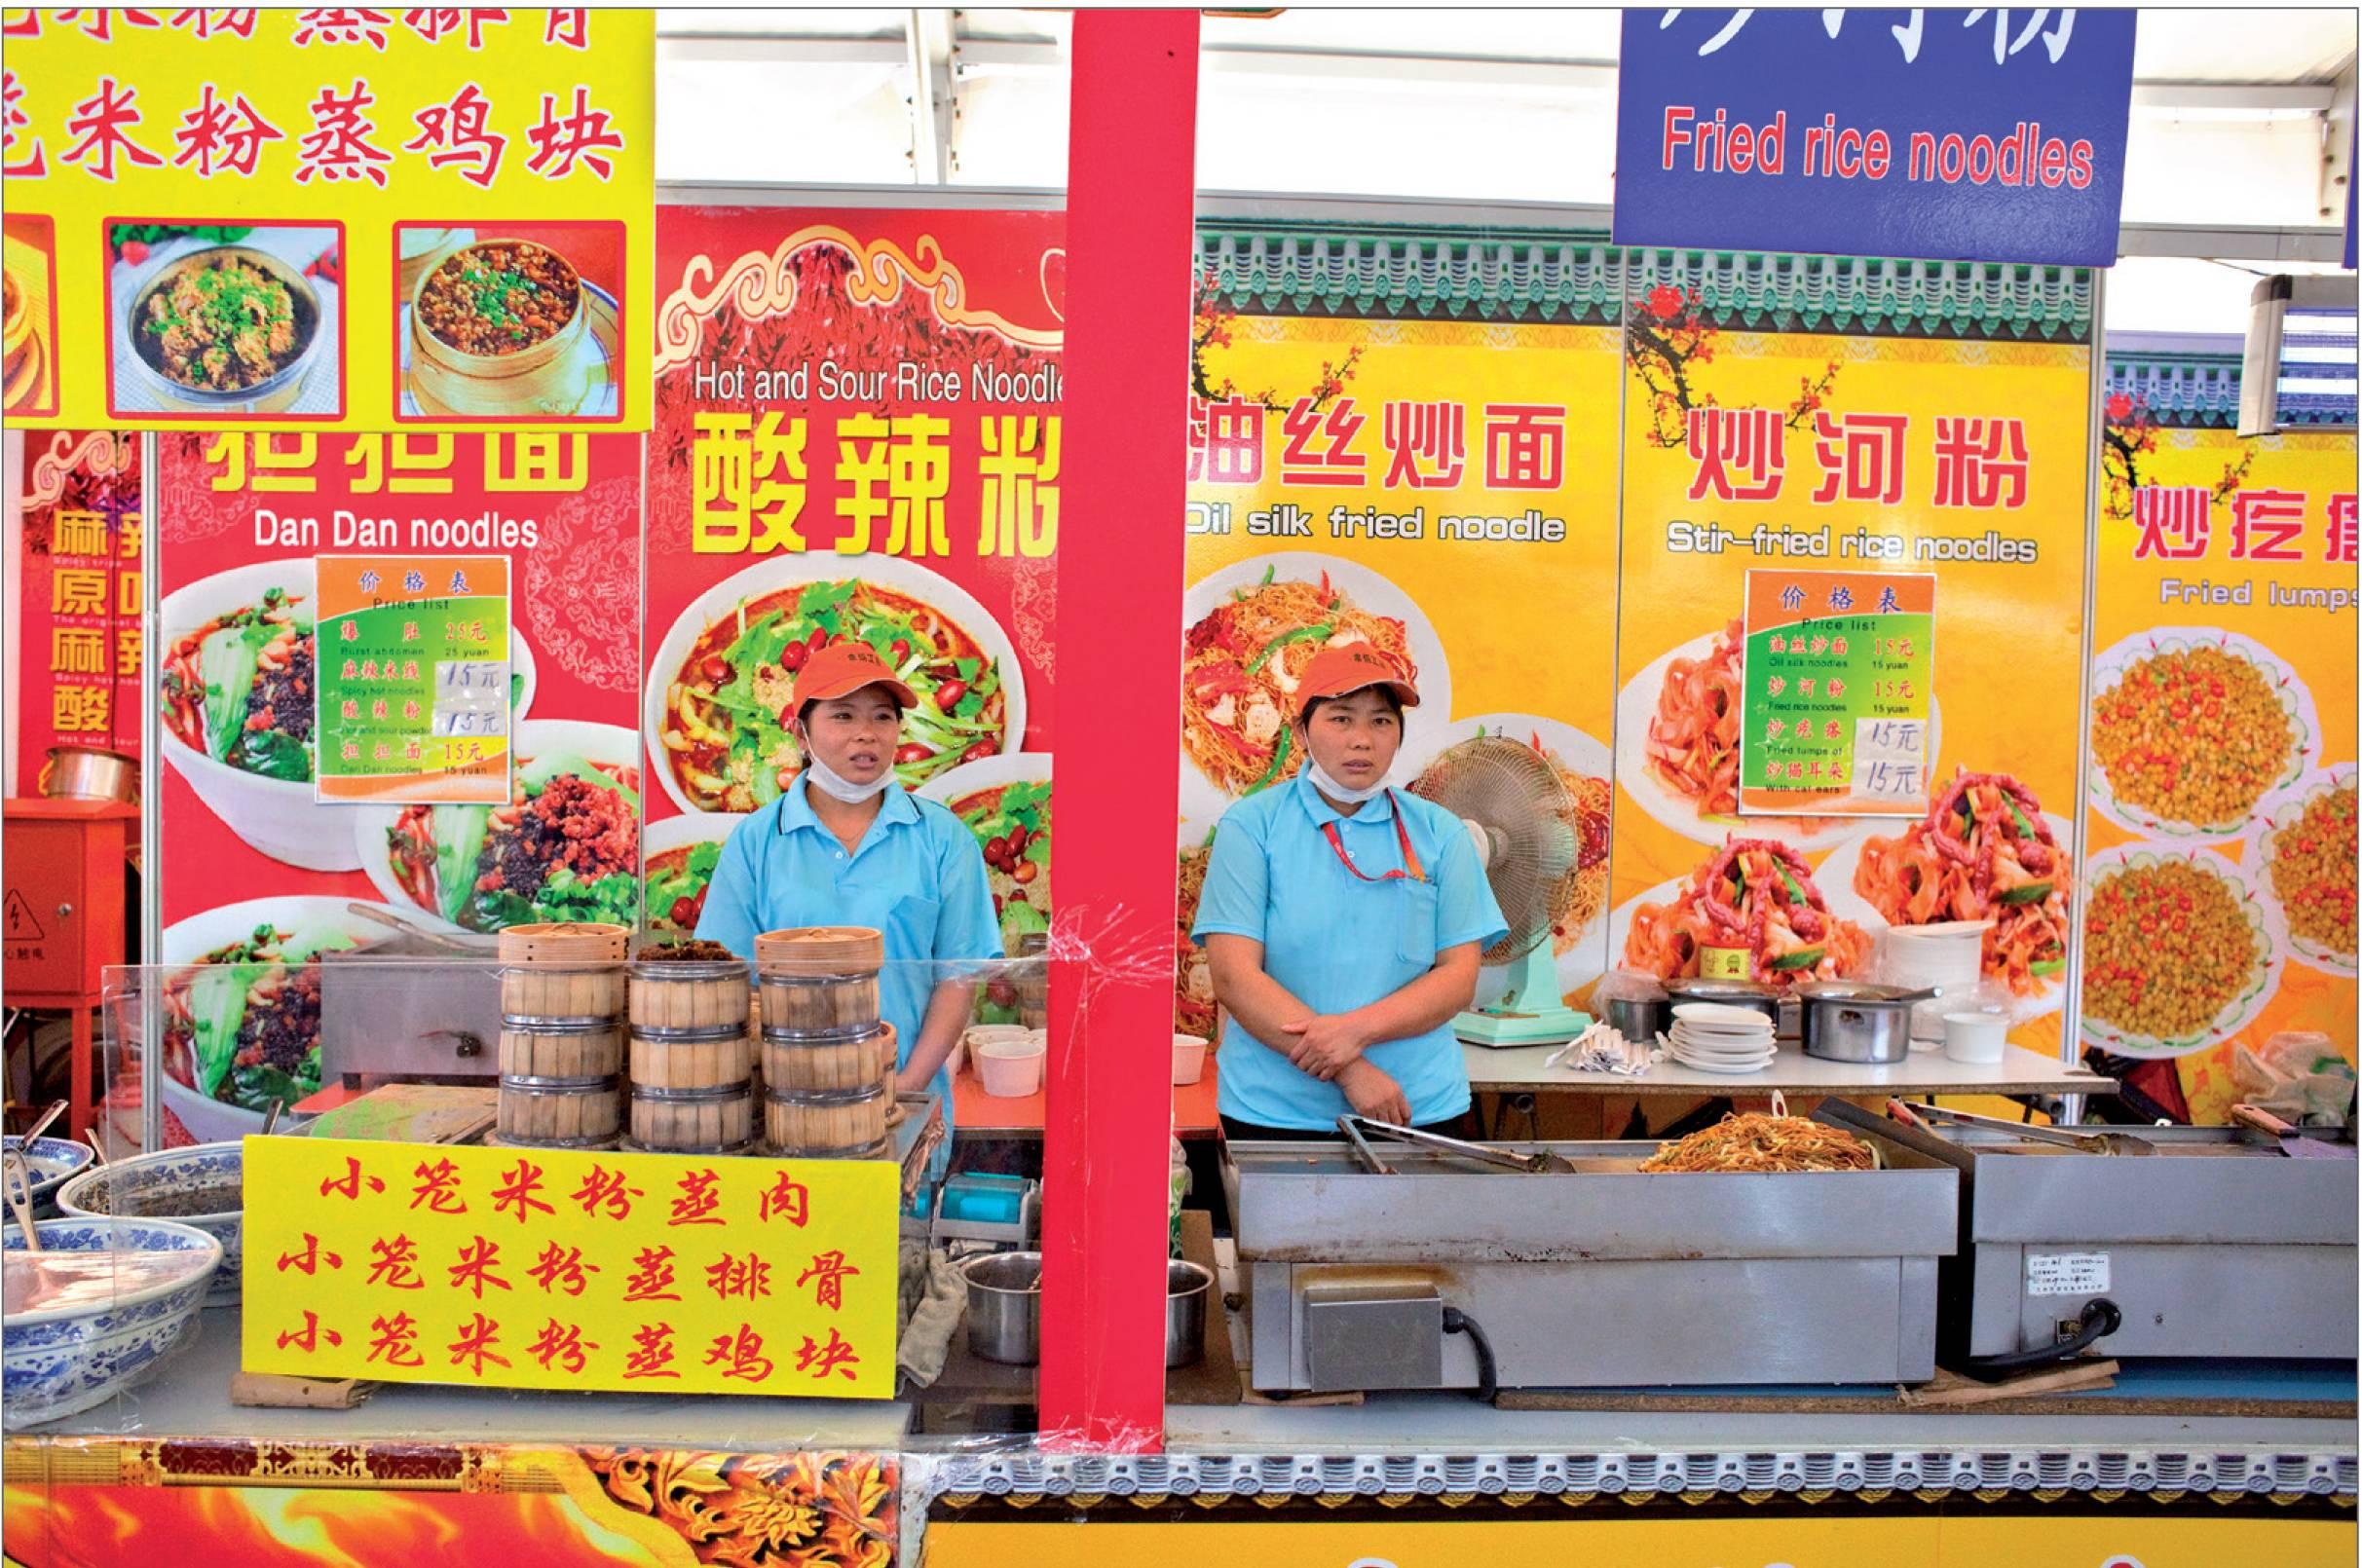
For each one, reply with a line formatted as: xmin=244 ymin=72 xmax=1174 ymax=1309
xmin=14 ymin=429 xmax=141 ymax=791
xmin=643 ymin=206 xmax=1064 ymax=976
xmin=151 ymin=431 xmax=642 ymax=1145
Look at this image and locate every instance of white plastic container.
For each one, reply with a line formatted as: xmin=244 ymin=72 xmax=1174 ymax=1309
xmin=977 ymin=1037 xmax=1047 ymax=1098
xmin=1172 ymin=1032 xmax=1209 ymax=1086
xmin=1881 ymin=921 xmax=1992 ymax=1040
xmin=959 ymin=1024 xmax=1032 ymax=1075
xmin=1942 ymin=1011 xmax=2010 ymax=1064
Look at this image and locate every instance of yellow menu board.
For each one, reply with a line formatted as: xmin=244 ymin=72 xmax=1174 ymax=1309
xmin=2085 ymin=413 xmax=2358 ymax=1121
xmin=1615 ymin=317 xmax=2090 ymax=1057
xmin=0 ymin=7 xmax=652 ymax=430
xmin=243 ymin=1138 xmax=899 ymax=1399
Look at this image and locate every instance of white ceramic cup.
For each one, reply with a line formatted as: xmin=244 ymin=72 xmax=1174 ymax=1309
xmin=977 ymin=1037 xmax=1047 ymax=1098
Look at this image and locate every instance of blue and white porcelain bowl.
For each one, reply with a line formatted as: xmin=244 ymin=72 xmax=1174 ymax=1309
xmin=56 ymin=1141 xmax=244 ymax=1307
xmin=2 ymin=1137 xmax=95 ymax=1218
xmin=3 ymin=1216 xmax=221 ymax=1428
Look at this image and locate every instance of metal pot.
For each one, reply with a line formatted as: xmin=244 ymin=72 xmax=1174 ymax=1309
xmin=1796 ymin=982 xmax=1931 ymax=1064
xmin=1166 ymin=1259 xmax=1213 ymax=1368
xmin=961 ymin=1250 xmax=1042 ymax=1365
xmin=125 ymin=244 xmax=324 ymax=413
xmin=43 ymin=745 xmax=137 ymax=803
xmin=408 ymin=238 xmax=591 ymax=417
xmin=1665 ymin=977 xmax=1778 ymax=1022
xmin=1604 ymin=993 xmax=1670 ymax=1043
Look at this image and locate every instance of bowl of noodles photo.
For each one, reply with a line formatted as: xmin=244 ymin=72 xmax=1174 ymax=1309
xmin=407 ymin=237 xmax=592 ymax=417
xmin=1421 ymin=713 xmax=1613 ymax=998
xmin=124 ymin=244 xmax=322 ymax=412
xmin=1179 ymin=553 xmax=1450 ymax=824
xmin=153 ymin=898 xmax=413 ymax=1144
xmin=647 ymin=557 xmax=1027 ymax=817
xmin=2080 ymin=845 xmax=2286 ymax=1061
xmin=1615 ymin=618 xmax=1932 ymax=853
xmin=1614 ymin=839 xmax=1873 ymax=990
xmin=1817 ymin=769 xmax=2075 ymax=1021
xmin=354 ymin=720 xmax=641 ymax=934
xmin=921 ymin=753 xmax=1052 ymax=1022
xmin=2088 ymin=628 xmax=2317 ymax=841
xmin=642 ymin=810 xmax=745 ymax=938
xmin=2254 ymin=765 xmax=2358 ymax=977
xmin=160 ymin=561 xmax=536 ymax=872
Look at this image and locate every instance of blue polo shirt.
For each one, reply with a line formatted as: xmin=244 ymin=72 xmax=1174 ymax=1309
xmin=697 ymin=777 xmax=1002 ymax=1121
xmin=1190 ymin=771 xmax=1508 ymax=1130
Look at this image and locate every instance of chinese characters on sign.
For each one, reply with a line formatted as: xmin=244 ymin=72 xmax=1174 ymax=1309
xmin=313 ymin=553 xmax=510 ymax=803
xmin=13 ymin=429 xmax=142 ymax=789
xmin=243 ymin=1138 xmax=898 ymax=1398
xmin=0 ymin=7 xmax=652 ymax=430
xmin=1740 ymin=569 xmax=1936 ymax=816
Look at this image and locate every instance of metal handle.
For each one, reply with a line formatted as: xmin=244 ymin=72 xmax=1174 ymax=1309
xmin=1335 ymin=1115 xmax=1394 ymax=1176
xmin=1909 ymin=1102 xmax=2098 ymax=1148
xmin=1343 ymin=1116 xmax=1561 ymax=1175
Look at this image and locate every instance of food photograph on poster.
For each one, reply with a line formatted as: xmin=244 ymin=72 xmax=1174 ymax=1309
xmin=5 ymin=11 xmax=2362 ymax=1563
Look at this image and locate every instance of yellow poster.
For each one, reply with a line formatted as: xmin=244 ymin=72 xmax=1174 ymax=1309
xmin=0 ymin=7 xmax=652 ymax=430
xmin=1615 ymin=286 xmax=2091 ymax=1060
xmin=2086 ymin=404 xmax=2358 ymax=1123
xmin=924 ymin=1514 xmax=2357 ymax=1568
xmin=242 ymin=1137 xmax=898 ymax=1398
xmin=1178 ymin=311 xmax=1623 ymax=1027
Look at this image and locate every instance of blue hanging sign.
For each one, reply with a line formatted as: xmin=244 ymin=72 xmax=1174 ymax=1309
xmin=1614 ymin=8 xmax=2139 ymax=266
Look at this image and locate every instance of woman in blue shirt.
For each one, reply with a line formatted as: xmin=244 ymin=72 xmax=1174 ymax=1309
xmin=697 ymin=641 xmax=1002 ymax=1113
xmin=1192 ymin=645 xmax=1508 ymax=1138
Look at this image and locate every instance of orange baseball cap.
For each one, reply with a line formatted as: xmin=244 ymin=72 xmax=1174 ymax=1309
xmin=785 ymin=641 xmax=918 ymax=712
xmin=1293 ymin=644 xmax=1420 ymax=718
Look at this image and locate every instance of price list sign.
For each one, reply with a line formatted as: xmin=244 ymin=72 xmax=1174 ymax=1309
xmin=1740 ymin=569 xmax=1936 ymax=817
xmin=314 ymin=552 xmax=510 ymax=803
xmin=242 ymin=1138 xmax=899 ymax=1399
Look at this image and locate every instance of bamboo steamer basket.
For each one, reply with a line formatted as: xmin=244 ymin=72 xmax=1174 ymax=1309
xmin=765 ymin=1084 xmax=890 ymax=1159
xmin=500 ymin=922 xmax=628 ymax=1022
xmin=408 ymin=238 xmax=592 ymax=417
xmin=627 ymin=1085 xmax=756 ymax=1155
xmin=762 ymin=1022 xmax=894 ymax=1097
xmin=499 ymin=1023 xmax=624 ymax=1080
xmin=496 ymin=1073 xmax=622 ymax=1147
xmin=755 ymin=927 xmax=883 ymax=1034
xmin=630 ymin=1027 xmax=754 ymax=1094
xmin=629 ymin=951 xmax=752 ymax=1033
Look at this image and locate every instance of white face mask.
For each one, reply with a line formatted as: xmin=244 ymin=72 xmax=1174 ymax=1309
xmin=804 ymin=753 xmax=894 ymax=804
xmin=1305 ymin=759 xmax=1388 ymax=805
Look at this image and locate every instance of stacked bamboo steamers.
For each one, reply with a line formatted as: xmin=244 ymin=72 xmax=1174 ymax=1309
xmin=756 ymin=927 xmax=896 ymax=1160
xmin=627 ymin=942 xmax=758 ymax=1154
xmin=496 ymin=923 xmax=630 ymax=1148
xmin=491 ymin=923 xmax=894 ymax=1160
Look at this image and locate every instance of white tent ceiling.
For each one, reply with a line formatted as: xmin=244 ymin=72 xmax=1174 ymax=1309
xmin=651 ymin=8 xmax=2358 ymax=331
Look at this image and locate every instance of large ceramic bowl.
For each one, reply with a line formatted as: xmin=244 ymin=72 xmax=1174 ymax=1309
xmin=56 ymin=1141 xmax=244 ymax=1307
xmin=2 ymin=1136 xmax=94 ymax=1218
xmin=3 ymin=1216 xmax=221 ymax=1428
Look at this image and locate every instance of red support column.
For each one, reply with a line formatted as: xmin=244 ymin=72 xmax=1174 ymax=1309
xmin=1037 ymin=8 xmax=1201 ymax=1451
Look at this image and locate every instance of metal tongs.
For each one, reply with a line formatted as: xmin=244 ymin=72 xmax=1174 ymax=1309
xmin=1336 ymin=1115 xmax=1577 ymax=1175
xmin=1908 ymin=1101 xmax=2156 ymax=1157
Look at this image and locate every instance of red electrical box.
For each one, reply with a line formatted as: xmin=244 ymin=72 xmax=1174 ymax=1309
xmin=3 ymin=799 xmax=138 ymax=1139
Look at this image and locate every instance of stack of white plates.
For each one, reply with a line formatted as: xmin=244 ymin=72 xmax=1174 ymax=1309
xmin=1880 ymin=920 xmax=1992 ymax=1040
xmin=1668 ymin=1002 xmax=1779 ymax=1074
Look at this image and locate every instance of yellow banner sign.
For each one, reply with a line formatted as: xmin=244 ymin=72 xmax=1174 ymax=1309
xmin=2086 ymin=419 xmax=2358 ymax=1118
xmin=242 ymin=1137 xmax=898 ymax=1398
xmin=0 ymin=6 xmax=652 ymax=431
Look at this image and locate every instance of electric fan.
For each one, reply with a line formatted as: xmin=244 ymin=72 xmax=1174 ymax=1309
xmin=1409 ymin=735 xmax=1593 ymax=1047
